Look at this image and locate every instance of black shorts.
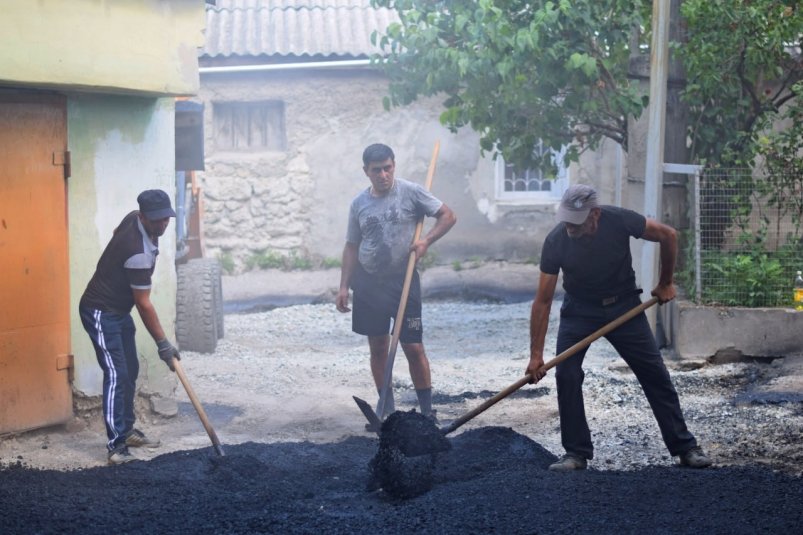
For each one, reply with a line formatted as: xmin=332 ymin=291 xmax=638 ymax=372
xmin=351 ymin=267 xmax=423 ymax=344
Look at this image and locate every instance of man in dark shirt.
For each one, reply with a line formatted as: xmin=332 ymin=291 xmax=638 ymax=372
xmin=79 ymin=189 xmax=180 ymax=465
xmin=527 ymin=184 xmax=711 ymax=471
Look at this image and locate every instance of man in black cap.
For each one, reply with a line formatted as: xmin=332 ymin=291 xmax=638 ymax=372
xmin=526 ymin=184 xmax=711 ymax=471
xmin=79 ymin=189 xmax=181 ymax=464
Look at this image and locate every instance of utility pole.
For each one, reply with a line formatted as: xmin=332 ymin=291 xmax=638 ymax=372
xmin=641 ymin=0 xmax=670 ymax=330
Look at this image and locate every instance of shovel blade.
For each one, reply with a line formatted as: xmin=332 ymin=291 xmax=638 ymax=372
xmin=353 ymin=396 xmax=382 ymax=434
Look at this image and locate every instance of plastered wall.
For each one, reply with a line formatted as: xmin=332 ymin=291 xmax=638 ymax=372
xmin=68 ymin=95 xmax=177 ymax=399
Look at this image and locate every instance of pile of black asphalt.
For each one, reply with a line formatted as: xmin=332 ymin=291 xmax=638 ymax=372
xmin=368 ymin=410 xmax=453 ymax=498
xmin=2 ymin=425 xmax=801 ymax=535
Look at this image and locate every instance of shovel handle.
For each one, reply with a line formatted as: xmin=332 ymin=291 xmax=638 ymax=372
xmin=441 ymin=296 xmax=660 ymax=435
xmin=173 ymin=358 xmax=226 ymax=456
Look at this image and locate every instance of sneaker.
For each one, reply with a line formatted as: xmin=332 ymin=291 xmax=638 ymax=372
xmin=548 ymin=453 xmax=588 ymax=472
xmin=108 ymin=446 xmax=136 ymax=465
xmin=678 ymin=447 xmax=712 ymax=468
xmin=125 ymin=428 xmax=161 ymax=449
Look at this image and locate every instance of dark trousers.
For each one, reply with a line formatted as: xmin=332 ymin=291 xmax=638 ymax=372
xmin=555 ymin=293 xmax=697 ymax=460
xmin=79 ymin=305 xmax=138 ymax=452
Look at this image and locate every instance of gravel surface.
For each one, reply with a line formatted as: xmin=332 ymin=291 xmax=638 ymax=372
xmin=2 ymin=298 xmax=802 ymax=533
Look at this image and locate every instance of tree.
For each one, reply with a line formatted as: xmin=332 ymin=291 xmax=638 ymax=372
xmin=372 ymin=0 xmax=802 ymax=173
xmin=371 ymin=0 xmax=651 ymax=170
xmin=678 ymin=0 xmax=803 ymax=167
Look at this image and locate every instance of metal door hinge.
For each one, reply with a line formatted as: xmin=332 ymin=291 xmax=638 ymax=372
xmin=57 ymin=354 xmax=75 ymax=383
xmin=52 ymin=150 xmax=71 ymax=179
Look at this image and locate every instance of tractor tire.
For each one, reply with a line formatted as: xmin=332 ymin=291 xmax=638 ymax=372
xmin=176 ymin=259 xmax=219 ymax=353
xmin=187 ymin=258 xmax=224 ymax=339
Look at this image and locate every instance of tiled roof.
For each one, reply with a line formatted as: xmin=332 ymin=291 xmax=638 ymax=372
xmin=201 ymin=0 xmax=399 ymax=59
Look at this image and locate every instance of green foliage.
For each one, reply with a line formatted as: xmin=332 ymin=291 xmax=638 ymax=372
xmin=670 ymin=2 xmax=801 ymax=262
xmin=373 ymin=0 xmax=801 ymax=174
xmin=288 ymin=251 xmax=313 ymax=270
xmin=452 ymin=260 xmax=463 ymax=271
xmin=683 ymin=228 xmax=802 ymax=307
xmin=245 ymin=249 xmax=316 ymax=271
xmin=321 ymin=256 xmax=342 ymax=269
xmin=677 ymin=0 xmax=803 ymax=167
xmin=371 ymin=0 xmax=651 ymax=170
xmin=217 ymin=251 xmax=236 ymax=275
xmin=245 ymin=249 xmax=285 ymax=271
xmin=700 ymin=249 xmax=788 ymax=307
xmin=755 ymin=82 xmax=803 ymax=240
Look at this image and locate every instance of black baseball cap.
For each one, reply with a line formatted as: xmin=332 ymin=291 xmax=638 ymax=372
xmin=137 ymin=189 xmax=176 ymax=220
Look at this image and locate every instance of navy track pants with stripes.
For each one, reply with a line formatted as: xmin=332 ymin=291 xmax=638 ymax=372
xmin=79 ymin=305 xmax=139 ymax=452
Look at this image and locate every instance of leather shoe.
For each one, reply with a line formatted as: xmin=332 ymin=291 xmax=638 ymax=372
xmin=548 ymin=453 xmax=587 ymax=472
xmin=679 ymin=447 xmax=712 ymax=468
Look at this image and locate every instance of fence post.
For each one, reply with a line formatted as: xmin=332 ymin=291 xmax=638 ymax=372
xmin=694 ymin=168 xmax=702 ymax=303
xmin=663 ymin=163 xmax=704 ymax=305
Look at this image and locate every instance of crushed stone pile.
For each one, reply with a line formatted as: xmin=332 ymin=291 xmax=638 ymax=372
xmin=2 ymin=427 xmax=802 ymax=534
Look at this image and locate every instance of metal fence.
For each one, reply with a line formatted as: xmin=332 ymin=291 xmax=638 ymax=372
xmin=692 ymin=167 xmax=803 ymax=307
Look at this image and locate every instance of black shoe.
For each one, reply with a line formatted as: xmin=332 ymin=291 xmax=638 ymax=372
xmin=678 ymin=447 xmax=712 ymax=468
xmin=426 ymin=410 xmax=440 ymax=426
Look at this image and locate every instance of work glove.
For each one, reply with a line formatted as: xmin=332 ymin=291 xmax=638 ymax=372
xmin=156 ymin=339 xmax=180 ymax=372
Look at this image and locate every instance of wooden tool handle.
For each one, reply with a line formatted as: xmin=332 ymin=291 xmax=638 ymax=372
xmin=376 ymin=140 xmax=441 ymax=419
xmin=441 ymin=296 xmax=660 ymax=435
xmin=173 ymin=358 xmax=226 ymax=456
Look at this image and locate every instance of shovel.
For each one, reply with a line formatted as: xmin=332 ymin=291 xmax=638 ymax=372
xmin=353 ymin=140 xmax=441 ymax=428
xmin=439 ymin=296 xmax=660 ymax=436
xmin=173 ymin=357 xmax=226 ymax=456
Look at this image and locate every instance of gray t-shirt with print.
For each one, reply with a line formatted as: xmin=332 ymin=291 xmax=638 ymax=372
xmin=346 ymin=178 xmax=443 ymax=274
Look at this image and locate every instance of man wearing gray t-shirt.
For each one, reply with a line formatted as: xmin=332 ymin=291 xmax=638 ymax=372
xmin=336 ymin=143 xmax=456 ymax=426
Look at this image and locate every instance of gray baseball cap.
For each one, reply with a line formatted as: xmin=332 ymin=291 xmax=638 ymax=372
xmin=556 ymin=184 xmax=599 ymax=224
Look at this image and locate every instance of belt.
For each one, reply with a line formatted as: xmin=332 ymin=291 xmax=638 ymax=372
xmin=572 ymin=289 xmax=643 ymax=307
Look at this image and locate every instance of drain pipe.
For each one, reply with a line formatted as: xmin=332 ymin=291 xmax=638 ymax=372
xmin=199 ymin=59 xmax=373 ymax=75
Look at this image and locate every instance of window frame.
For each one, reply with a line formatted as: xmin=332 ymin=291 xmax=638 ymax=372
xmin=494 ymin=142 xmax=569 ymax=203
xmin=212 ymin=100 xmax=286 ymax=153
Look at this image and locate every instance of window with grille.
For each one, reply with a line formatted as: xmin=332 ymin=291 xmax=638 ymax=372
xmin=495 ymin=141 xmax=567 ymax=201
xmin=213 ymin=101 xmax=286 ymax=152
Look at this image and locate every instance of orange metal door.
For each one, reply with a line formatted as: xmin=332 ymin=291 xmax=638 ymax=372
xmin=0 ymin=91 xmax=72 ymax=434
